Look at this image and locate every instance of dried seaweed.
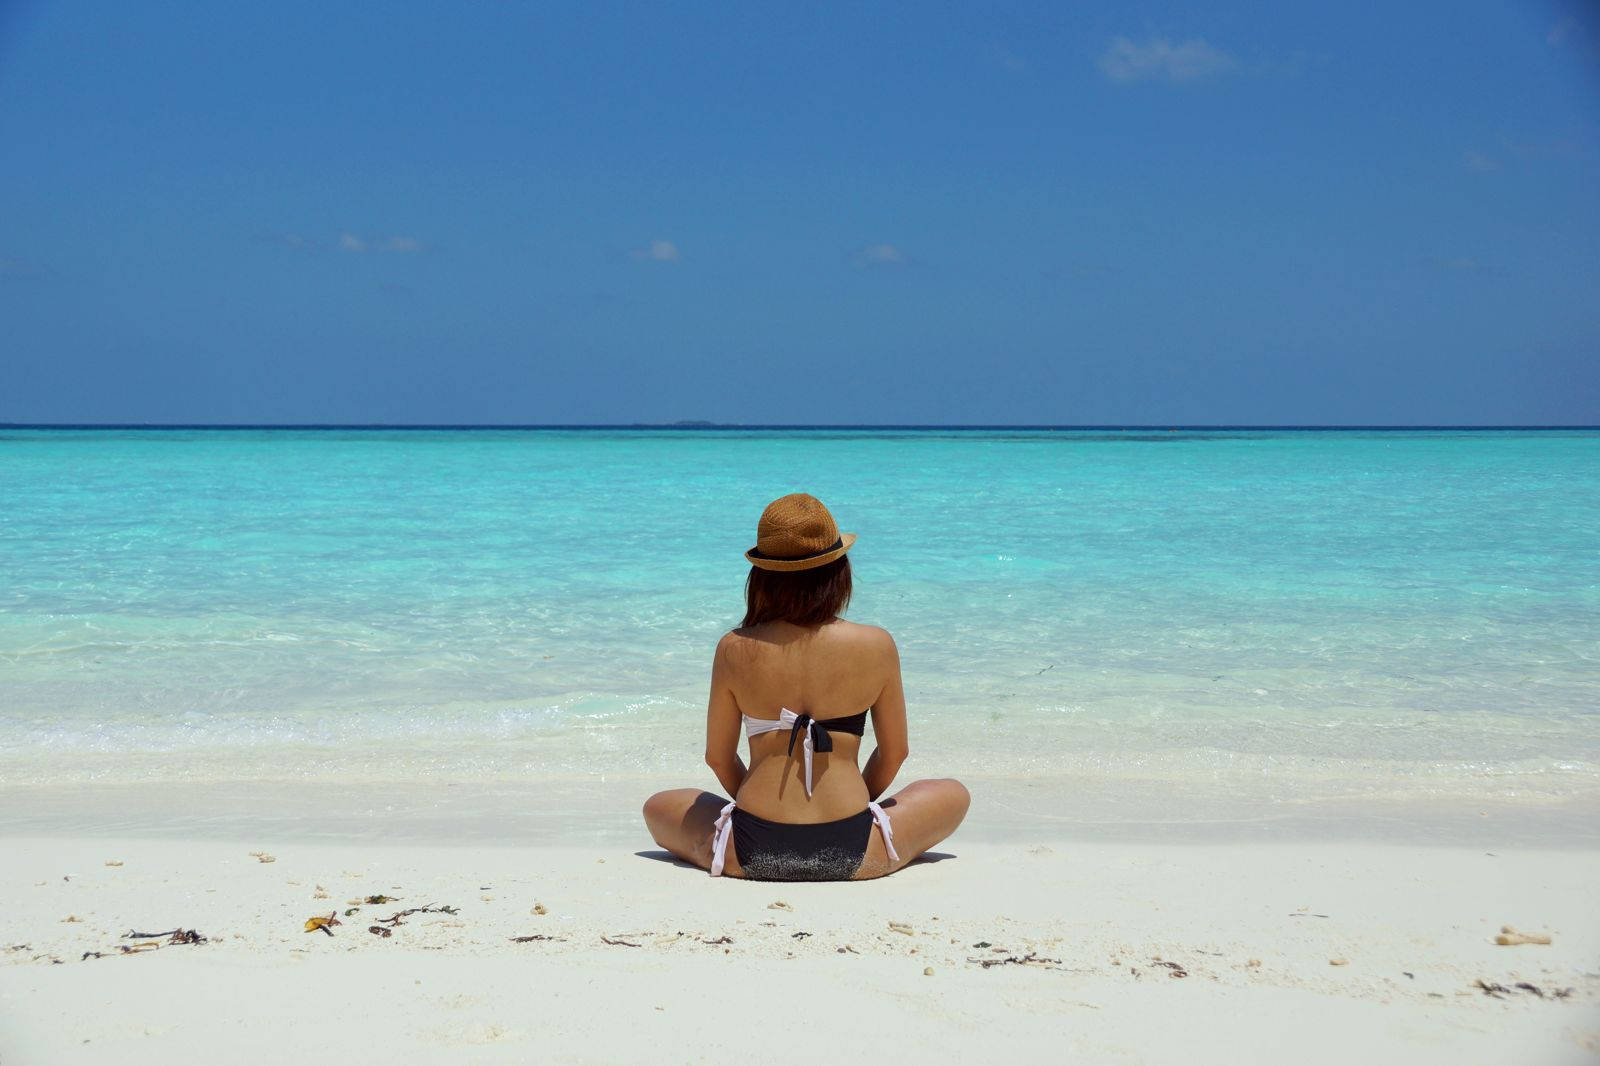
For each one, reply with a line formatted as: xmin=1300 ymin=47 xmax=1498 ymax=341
xmin=83 ymin=928 xmax=208 ymax=959
xmin=510 ymin=934 xmax=566 ymax=943
xmin=1475 ymin=978 xmax=1575 ymax=999
xmin=966 ymin=952 xmax=1062 ymax=970
xmin=372 ymin=904 xmax=458 ymax=928
xmin=122 ymin=928 xmax=206 ymax=945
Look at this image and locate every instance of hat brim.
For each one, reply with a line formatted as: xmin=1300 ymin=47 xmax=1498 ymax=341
xmin=745 ymin=532 xmax=856 ymax=572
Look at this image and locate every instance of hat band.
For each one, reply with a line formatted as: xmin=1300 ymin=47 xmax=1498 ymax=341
xmin=746 ymin=537 xmax=843 ymax=563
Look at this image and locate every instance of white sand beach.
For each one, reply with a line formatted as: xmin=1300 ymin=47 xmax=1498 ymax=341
xmin=3 ymin=833 xmax=1597 ymax=1064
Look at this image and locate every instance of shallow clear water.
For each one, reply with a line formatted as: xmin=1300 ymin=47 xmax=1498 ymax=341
xmin=1 ymin=428 xmax=1597 ymax=836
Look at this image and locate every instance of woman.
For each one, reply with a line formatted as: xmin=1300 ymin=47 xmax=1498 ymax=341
xmin=643 ymin=493 xmax=970 ymax=879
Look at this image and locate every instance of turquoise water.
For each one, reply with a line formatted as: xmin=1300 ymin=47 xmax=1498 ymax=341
xmin=2 ymin=428 xmax=1597 ymax=834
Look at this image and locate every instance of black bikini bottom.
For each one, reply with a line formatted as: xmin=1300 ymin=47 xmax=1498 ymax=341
xmin=731 ymin=808 xmax=874 ymax=882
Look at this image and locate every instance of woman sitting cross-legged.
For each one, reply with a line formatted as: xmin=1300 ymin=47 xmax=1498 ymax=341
xmin=643 ymin=493 xmax=970 ymax=880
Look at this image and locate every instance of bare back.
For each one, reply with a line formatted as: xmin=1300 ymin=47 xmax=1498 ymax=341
xmin=715 ymin=618 xmax=906 ymax=823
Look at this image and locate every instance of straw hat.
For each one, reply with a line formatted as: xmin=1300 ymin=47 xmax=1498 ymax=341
xmin=745 ymin=493 xmax=857 ymax=572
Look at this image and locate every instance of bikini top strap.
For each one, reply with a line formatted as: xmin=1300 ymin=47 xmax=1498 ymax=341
xmin=741 ymin=709 xmax=867 ymax=737
xmin=739 ymin=708 xmax=871 ymax=797
xmin=823 ymin=709 xmax=869 ymax=736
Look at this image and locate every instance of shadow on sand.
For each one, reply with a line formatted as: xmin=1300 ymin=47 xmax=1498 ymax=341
xmin=632 ymin=849 xmax=956 ymax=870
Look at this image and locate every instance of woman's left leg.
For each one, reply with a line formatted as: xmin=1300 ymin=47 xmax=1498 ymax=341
xmin=852 ymin=777 xmax=970 ymax=879
xmin=641 ymin=789 xmax=743 ymax=875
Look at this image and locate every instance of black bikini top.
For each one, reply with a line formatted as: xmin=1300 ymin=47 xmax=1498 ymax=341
xmin=790 ymin=709 xmax=867 ymax=749
xmin=741 ymin=708 xmax=868 ymax=755
xmin=741 ymin=708 xmax=870 ymax=796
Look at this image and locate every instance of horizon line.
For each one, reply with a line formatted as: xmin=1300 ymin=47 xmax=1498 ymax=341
xmin=1 ymin=423 xmax=1597 ymax=432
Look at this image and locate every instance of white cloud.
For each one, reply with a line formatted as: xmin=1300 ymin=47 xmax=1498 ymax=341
xmin=631 ymin=239 xmax=680 ymax=262
xmin=1462 ymin=149 xmax=1497 ymax=172
xmin=336 ymin=233 xmax=422 ymax=254
xmin=857 ymin=243 xmax=907 ymax=266
xmin=1098 ymin=36 xmax=1235 ymax=83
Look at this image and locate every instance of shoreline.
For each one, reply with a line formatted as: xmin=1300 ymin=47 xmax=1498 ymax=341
xmin=4 ymin=774 xmax=1597 ymax=850
xmin=3 ymin=835 xmax=1596 ymax=1063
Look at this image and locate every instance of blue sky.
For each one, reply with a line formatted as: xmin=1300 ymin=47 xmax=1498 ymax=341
xmin=1 ymin=1 xmax=1597 ymax=425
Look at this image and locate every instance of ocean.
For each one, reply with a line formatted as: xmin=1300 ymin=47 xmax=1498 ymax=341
xmin=2 ymin=428 xmax=1596 ymax=842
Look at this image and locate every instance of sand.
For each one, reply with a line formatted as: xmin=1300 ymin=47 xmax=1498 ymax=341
xmin=3 ymin=835 xmax=1597 ymax=1064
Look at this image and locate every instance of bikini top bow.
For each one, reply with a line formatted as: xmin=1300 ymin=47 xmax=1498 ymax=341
xmin=786 ymin=711 xmax=834 ymax=758
xmin=785 ymin=711 xmax=834 ymax=796
xmin=742 ymin=707 xmax=838 ymax=797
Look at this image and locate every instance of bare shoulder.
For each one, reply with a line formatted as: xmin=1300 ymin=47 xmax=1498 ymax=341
xmin=716 ymin=627 xmax=757 ymax=654
xmin=713 ymin=629 xmax=746 ymax=665
xmin=830 ymin=620 xmax=898 ymax=659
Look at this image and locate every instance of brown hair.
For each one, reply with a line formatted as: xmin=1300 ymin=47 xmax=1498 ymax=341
xmin=741 ymin=556 xmax=852 ymax=628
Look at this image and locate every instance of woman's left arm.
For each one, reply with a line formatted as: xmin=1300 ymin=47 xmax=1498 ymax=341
xmin=704 ymin=634 xmax=748 ymax=798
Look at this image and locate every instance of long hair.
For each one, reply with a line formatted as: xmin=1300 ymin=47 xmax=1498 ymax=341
xmin=741 ymin=556 xmax=852 ymax=628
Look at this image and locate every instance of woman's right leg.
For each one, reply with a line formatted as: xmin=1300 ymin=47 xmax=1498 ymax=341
xmin=641 ymin=788 xmax=745 ymax=876
xmin=855 ymin=777 xmax=970 ymax=878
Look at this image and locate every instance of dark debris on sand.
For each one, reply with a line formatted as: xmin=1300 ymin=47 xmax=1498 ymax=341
xmin=965 ymin=952 xmax=1062 ymax=970
xmin=1474 ymin=979 xmax=1574 ymax=1000
xmin=82 ymin=928 xmax=208 ymax=961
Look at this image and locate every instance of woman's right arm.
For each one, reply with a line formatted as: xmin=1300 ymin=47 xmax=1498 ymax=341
xmin=704 ymin=634 xmax=748 ymax=798
xmin=863 ymin=630 xmax=909 ymax=801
